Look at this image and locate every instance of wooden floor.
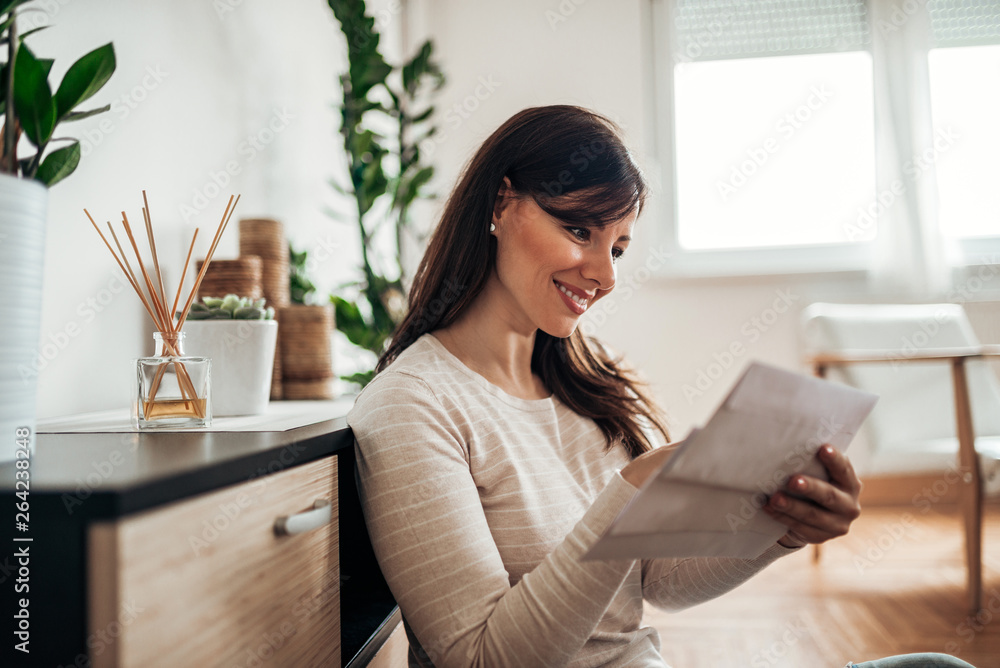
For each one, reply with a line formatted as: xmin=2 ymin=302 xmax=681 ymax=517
xmin=647 ymin=504 xmax=1000 ymax=668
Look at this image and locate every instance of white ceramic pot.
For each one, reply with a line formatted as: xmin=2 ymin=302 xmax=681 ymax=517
xmin=0 ymin=174 xmax=48 ymax=463
xmin=182 ymin=320 xmax=278 ymax=416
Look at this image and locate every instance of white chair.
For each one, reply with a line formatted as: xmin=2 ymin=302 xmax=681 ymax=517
xmin=801 ymin=303 xmax=1000 ymax=613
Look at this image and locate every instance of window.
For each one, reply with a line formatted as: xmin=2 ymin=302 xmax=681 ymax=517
xmin=927 ymin=0 xmax=1000 ymax=243
xmin=652 ymin=0 xmax=1000 ymax=278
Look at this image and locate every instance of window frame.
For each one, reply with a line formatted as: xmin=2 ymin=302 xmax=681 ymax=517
xmin=646 ymin=0 xmax=1000 ymax=280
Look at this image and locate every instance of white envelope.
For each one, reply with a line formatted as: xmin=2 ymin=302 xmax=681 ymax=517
xmin=584 ymin=361 xmax=878 ymax=561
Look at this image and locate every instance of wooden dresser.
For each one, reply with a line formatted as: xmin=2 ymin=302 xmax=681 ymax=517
xmin=0 ymin=403 xmax=402 ymax=667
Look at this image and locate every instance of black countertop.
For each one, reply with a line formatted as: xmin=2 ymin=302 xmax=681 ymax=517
xmin=0 ymin=404 xmax=399 ymax=667
xmin=0 ymin=414 xmax=354 ymax=520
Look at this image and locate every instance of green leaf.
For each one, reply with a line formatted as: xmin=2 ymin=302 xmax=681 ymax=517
xmin=0 ymin=0 xmax=34 ymax=15
xmin=61 ymin=104 xmax=110 ymax=123
xmin=34 ymin=140 xmax=79 ymax=186
xmin=340 ymin=370 xmax=376 ymax=388
xmin=54 ymin=42 xmax=115 ymax=120
xmin=17 ymin=25 xmax=47 ymax=40
xmin=13 ymin=44 xmax=56 ymax=146
xmin=330 ymin=296 xmax=371 ymax=348
xmin=410 ymin=106 xmax=434 ymax=124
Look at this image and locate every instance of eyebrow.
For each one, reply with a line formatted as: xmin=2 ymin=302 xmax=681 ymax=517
xmin=618 ymin=235 xmax=632 ymax=242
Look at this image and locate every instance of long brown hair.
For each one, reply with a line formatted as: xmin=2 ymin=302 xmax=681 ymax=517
xmin=378 ymin=105 xmax=668 ymax=457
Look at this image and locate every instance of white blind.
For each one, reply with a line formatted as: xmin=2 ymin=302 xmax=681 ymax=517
xmin=928 ymin=0 xmax=1000 ymax=48
xmin=674 ymin=0 xmax=871 ymax=62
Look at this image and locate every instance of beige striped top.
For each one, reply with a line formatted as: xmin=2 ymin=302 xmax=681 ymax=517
xmin=348 ymin=334 xmax=793 ymax=668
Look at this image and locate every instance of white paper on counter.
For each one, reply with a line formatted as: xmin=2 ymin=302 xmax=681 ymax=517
xmin=584 ymin=361 xmax=878 ymax=561
xmin=36 ymin=398 xmax=356 ymax=433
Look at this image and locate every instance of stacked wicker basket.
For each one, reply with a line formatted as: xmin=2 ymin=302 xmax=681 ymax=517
xmin=195 ymin=256 xmax=263 ymax=302
xmin=193 ymin=218 xmax=336 ymax=401
xmin=238 ymin=219 xmax=290 ymax=399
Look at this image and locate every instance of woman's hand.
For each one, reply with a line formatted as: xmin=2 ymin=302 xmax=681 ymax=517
xmin=764 ymin=445 xmax=862 ymax=549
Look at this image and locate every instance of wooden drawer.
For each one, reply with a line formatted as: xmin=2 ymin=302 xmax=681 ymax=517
xmin=88 ymin=456 xmax=339 ymax=667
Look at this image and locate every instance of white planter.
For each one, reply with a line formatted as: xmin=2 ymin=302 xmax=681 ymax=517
xmin=0 ymin=175 xmax=48 ymax=463
xmin=182 ymin=320 xmax=278 ymax=416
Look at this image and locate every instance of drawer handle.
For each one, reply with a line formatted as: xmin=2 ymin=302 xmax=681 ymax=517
xmin=274 ymin=499 xmax=332 ymax=536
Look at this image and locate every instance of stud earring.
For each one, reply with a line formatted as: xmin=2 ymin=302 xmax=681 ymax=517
xmin=490 ymin=223 xmax=496 ymax=233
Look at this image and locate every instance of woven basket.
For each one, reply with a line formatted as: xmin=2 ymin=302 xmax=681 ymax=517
xmin=239 ymin=218 xmax=289 ymax=399
xmin=239 ymin=218 xmax=289 ymax=308
xmin=277 ymin=304 xmax=336 ymax=399
xmin=195 ymin=256 xmax=263 ymax=302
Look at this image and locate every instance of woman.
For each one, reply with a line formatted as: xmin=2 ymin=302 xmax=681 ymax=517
xmin=348 ymin=106 xmax=975 ymax=668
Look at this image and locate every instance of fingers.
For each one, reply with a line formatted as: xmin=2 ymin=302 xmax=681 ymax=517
xmin=763 ymin=445 xmax=863 ymax=545
xmin=765 ymin=499 xmax=851 ymax=544
xmin=817 ymin=444 xmax=862 ymax=496
xmin=783 ymin=471 xmax=861 ymax=520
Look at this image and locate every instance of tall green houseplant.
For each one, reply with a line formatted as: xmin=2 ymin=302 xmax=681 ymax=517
xmin=327 ymin=0 xmax=443 ymax=387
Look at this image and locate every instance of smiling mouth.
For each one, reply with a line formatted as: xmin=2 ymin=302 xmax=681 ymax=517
xmin=554 ymin=280 xmax=589 ymax=314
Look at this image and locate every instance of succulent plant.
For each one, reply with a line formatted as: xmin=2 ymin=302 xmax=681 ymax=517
xmin=183 ymin=295 xmax=275 ymax=321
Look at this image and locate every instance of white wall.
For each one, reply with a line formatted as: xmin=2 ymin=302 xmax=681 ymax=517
xmin=30 ymin=0 xmax=999 ymax=433
xmin=32 ymin=0 xmax=365 ymax=417
xmin=407 ymin=0 xmax=1000 ymax=436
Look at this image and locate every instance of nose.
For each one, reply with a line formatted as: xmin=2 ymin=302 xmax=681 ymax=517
xmin=581 ymin=245 xmax=617 ymax=291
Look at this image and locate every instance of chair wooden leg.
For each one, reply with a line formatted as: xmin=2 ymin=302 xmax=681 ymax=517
xmin=951 ymin=359 xmax=983 ymax=614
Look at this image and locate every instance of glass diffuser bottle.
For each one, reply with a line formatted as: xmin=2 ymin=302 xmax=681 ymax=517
xmin=134 ymin=331 xmax=212 ymax=429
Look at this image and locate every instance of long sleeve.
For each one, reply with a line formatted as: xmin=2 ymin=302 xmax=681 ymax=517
xmin=640 ymin=544 xmax=798 ymax=612
xmin=350 ymin=371 xmax=643 ymax=668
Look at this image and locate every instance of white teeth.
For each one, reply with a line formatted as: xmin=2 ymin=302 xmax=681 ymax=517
xmin=557 ymin=283 xmax=588 ymax=309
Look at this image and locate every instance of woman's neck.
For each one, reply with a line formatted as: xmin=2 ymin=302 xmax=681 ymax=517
xmin=432 ymin=286 xmax=549 ymax=400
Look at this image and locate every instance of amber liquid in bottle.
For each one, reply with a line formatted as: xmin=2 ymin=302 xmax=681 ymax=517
xmin=134 ymin=332 xmax=212 ymax=429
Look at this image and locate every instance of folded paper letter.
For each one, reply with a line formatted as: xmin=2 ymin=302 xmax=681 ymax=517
xmin=585 ymin=361 xmax=878 ymax=561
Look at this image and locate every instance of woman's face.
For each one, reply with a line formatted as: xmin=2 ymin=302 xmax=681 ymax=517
xmin=490 ymin=193 xmax=636 ymax=338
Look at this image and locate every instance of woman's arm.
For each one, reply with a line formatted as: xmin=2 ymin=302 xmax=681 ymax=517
xmin=640 ymin=543 xmax=797 ymax=612
xmin=350 ymin=372 xmax=640 ymax=668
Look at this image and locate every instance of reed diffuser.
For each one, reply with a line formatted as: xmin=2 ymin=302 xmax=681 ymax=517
xmin=85 ymin=192 xmax=240 ymax=429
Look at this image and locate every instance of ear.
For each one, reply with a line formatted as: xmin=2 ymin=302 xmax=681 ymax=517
xmin=492 ymin=177 xmax=514 ymax=228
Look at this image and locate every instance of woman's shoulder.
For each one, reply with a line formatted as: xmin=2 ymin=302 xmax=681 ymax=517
xmin=347 ymin=335 xmax=458 ymax=423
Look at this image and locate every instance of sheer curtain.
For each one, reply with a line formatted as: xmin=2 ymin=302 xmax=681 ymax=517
xmin=868 ymin=0 xmax=955 ymax=297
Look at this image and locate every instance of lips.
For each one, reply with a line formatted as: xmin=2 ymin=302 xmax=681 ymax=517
xmin=554 ymin=280 xmax=591 ymax=315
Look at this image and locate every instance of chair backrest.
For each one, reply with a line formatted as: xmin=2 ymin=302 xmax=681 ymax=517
xmin=801 ymin=303 xmax=1000 ymax=459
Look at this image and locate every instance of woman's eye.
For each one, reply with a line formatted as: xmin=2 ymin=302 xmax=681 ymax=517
xmin=612 ymin=247 xmax=626 ymax=263
xmin=566 ymin=227 xmax=590 ymax=241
